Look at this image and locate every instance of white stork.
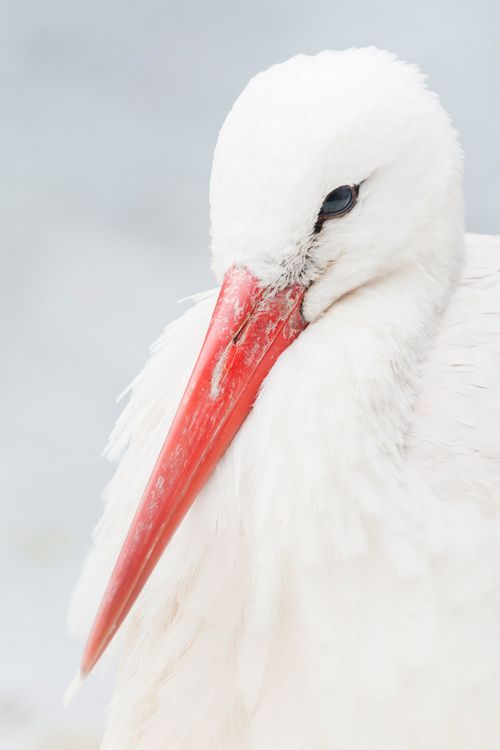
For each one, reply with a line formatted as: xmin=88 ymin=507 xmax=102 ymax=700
xmin=68 ymin=47 xmax=500 ymax=749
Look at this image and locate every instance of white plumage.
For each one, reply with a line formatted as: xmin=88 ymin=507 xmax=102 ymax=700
xmin=69 ymin=48 xmax=500 ymax=749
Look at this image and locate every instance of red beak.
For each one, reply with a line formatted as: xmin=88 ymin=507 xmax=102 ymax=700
xmin=81 ymin=266 xmax=308 ymax=677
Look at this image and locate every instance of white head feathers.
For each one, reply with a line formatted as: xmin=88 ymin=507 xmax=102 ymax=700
xmin=209 ymin=47 xmax=464 ymax=320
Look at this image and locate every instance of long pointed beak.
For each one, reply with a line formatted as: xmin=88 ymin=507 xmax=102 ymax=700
xmin=81 ymin=266 xmax=308 ymax=677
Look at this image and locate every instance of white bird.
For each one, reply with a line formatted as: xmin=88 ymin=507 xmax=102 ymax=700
xmin=69 ymin=48 xmax=500 ymax=749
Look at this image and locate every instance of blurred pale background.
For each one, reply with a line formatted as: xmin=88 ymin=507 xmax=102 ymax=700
xmin=1 ymin=0 xmax=498 ymax=747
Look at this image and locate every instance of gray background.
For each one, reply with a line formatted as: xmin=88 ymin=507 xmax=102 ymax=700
xmin=1 ymin=0 xmax=498 ymax=747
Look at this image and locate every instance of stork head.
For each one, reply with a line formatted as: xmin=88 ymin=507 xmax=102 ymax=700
xmin=211 ymin=47 xmax=463 ymax=320
xmin=81 ymin=49 xmax=463 ymax=677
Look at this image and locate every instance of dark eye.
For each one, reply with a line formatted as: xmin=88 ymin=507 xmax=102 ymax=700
xmin=315 ymin=184 xmax=358 ymax=231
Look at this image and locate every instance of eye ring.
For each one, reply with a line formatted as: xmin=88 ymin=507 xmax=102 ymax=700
xmin=314 ymin=184 xmax=359 ymax=233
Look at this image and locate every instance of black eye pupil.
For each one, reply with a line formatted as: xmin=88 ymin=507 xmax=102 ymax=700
xmin=321 ymin=185 xmax=355 ymax=216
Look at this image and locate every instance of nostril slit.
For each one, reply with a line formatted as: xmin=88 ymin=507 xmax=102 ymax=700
xmin=232 ymin=324 xmax=247 ymax=345
xmin=232 ymin=302 xmax=259 ymax=344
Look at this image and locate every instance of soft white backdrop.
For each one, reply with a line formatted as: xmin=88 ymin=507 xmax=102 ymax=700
xmin=1 ymin=1 xmax=498 ymax=747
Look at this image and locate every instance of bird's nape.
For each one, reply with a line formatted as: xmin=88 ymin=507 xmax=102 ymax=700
xmin=80 ymin=265 xmax=308 ymax=677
